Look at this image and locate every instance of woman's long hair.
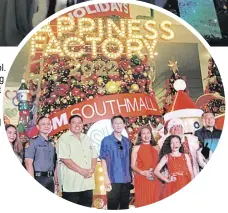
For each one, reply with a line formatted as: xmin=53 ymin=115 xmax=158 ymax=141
xmin=5 ymin=124 xmax=23 ymax=154
xmin=135 ymin=125 xmax=157 ymax=146
xmin=159 ymin=135 xmax=184 ymax=160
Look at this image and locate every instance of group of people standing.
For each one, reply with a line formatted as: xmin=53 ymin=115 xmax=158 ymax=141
xmin=5 ymin=112 xmax=221 ymax=209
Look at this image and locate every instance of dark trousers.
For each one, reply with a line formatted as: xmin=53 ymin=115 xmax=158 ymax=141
xmin=62 ymin=190 xmax=93 ymax=207
xmin=35 ymin=176 xmax=54 ymax=193
xmin=107 ymin=183 xmax=131 ymax=210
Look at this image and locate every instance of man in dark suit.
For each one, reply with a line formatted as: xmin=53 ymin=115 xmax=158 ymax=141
xmin=195 ymin=112 xmax=222 ymax=160
xmin=0 ymin=0 xmax=36 ymax=46
xmin=48 ymin=0 xmax=89 ymax=16
xmin=32 ymin=0 xmax=89 ymax=27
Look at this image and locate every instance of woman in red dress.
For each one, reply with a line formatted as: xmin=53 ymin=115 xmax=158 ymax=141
xmin=131 ymin=126 xmax=163 ymax=207
xmin=154 ymin=135 xmax=194 ymax=199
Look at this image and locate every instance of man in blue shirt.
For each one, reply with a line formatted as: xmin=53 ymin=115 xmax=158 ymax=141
xmin=100 ymin=115 xmax=132 ymax=210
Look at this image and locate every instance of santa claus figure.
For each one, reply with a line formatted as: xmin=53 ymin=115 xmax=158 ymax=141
xmin=158 ymin=79 xmax=211 ymax=177
xmin=164 ymin=79 xmax=204 ymax=135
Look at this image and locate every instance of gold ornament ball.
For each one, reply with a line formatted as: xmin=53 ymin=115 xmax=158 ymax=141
xmin=97 ymin=77 xmax=104 ymax=85
xmin=131 ymin=84 xmax=139 ymax=92
xmin=93 ymin=198 xmax=104 ymax=209
xmin=29 ymin=73 xmax=35 ymax=78
xmin=124 ymin=74 xmax=129 ymax=80
xmin=143 ymin=72 xmax=148 ymax=77
xmin=89 ymin=80 xmax=94 ymax=85
xmin=214 ymin=92 xmax=221 ymax=97
xmin=116 ymin=81 xmax=122 ymax=87
xmin=105 ymin=81 xmax=119 ymax=94
xmin=127 ymin=70 xmax=133 ymax=75
xmin=51 ymin=74 xmax=58 ymax=81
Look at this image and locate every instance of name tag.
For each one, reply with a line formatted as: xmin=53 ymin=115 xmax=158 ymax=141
xmin=38 ymin=145 xmax=47 ymax=148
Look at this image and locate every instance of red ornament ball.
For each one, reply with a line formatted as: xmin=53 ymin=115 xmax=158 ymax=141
xmin=80 ymin=92 xmax=86 ymax=98
xmin=92 ymin=74 xmax=98 ymax=81
xmin=135 ymin=66 xmax=143 ymax=73
xmin=59 ymin=61 xmax=65 ymax=66
xmin=72 ymin=88 xmax=81 ymax=96
xmin=119 ymin=60 xmax=129 ymax=69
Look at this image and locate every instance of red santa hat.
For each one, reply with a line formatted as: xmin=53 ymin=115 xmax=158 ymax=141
xmin=164 ymin=79 xmax=203 ymax=122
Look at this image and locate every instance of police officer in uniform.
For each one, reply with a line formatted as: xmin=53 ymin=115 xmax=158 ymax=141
xmin=24 ymin=116 xmax=58 ymax=193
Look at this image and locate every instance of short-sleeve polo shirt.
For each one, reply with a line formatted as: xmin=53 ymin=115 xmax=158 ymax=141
xmin=99 ymin=132 xmax=132 ymax=184
xmin=57 ymin=131 xmax=98 ymax=192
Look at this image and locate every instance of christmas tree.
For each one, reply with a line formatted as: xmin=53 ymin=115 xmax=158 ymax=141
xmin=37 ymin=54 xmax=162 ymax=142
xmin=205 ymin=57 xmax=224 ymax=96
xmin=162 ymin=60 xmax=188 ymax=113
xmin=203 ymin=57 xmax=225 ymax=115
xmin=26 ymin=10 xmax=169 ymax=146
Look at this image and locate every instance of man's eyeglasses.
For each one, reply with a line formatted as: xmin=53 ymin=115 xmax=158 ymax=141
xmin=117 ymin=141 xmax=123 ymax=150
